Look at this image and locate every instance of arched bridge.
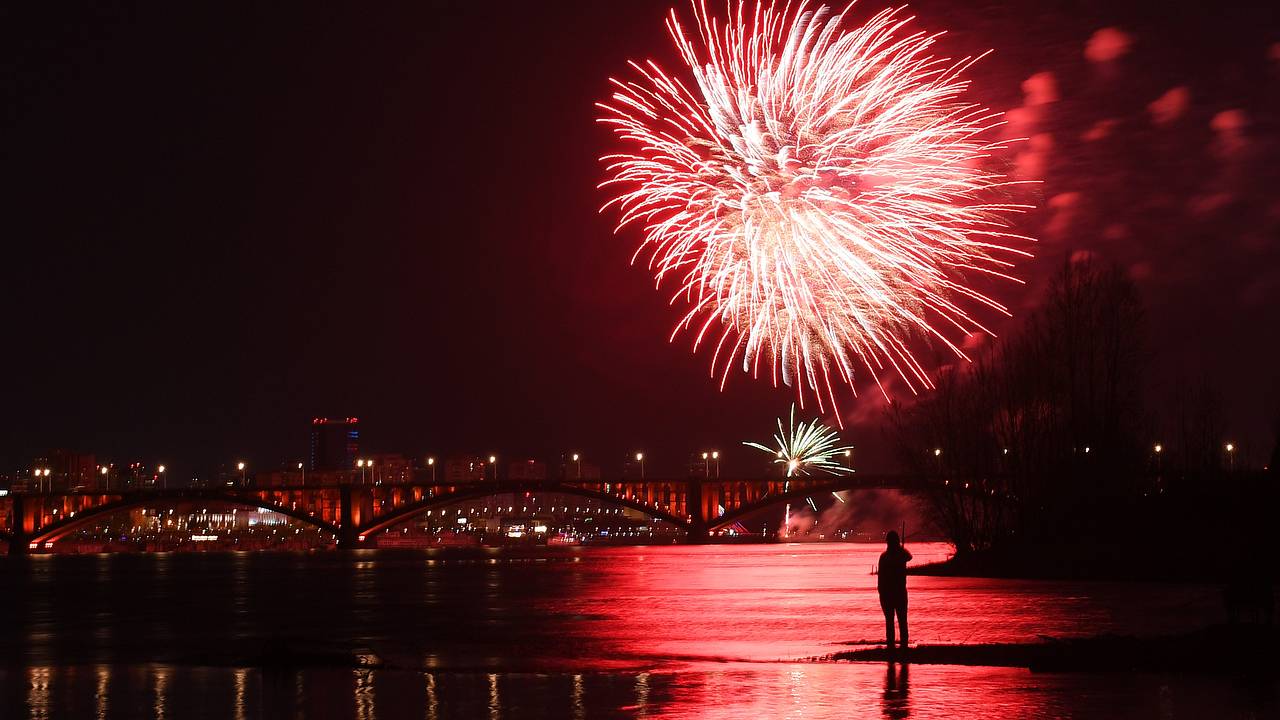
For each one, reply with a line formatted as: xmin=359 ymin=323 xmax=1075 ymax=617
xmin=0 ymin=474 xmax=925 ymax=554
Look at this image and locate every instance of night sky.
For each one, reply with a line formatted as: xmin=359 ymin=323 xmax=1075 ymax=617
xmin=5 ymin=1 xmax=1278 ymax=481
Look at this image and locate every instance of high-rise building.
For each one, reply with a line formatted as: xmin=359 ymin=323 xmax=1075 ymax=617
xmin=444 ymin=456 xmax=493 ymax=483
xmin=507 ymin=459 xmax=547 ymax=482
xmin=367 ymin=453 xmax=414 ymax=484
xmin=309 ymin=417 xmax=359 ymax=472
xmin=31 ymin=449 xmax=98 ymax=491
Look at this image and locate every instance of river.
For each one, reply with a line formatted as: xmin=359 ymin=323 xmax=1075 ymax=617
xmin=2 ymin=543 xmax=1274 ymax=718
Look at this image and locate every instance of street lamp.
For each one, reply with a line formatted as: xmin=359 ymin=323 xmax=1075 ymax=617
xmin=99 ymin=465 xmax=109 ymax=491
xmin=489 ymin=455 xmax=497 ymax=483
xmin=635 ymin=452 xmax=645 ymax=479
xmin=701 ymin=452 xmax=710 ymax=479
xmin=158 ymin=465 xmax=167 ymax=489
xmin=711 ymin=450 xmax=720 ymax=478
xmin=237 ymin=461 xmax=246 ymax=486
xmin=297 ymin=462 xmax=305 ymax=485
xmin=572 ymin=453 xmax=581 ymax=479
xmin=1225 ymin=443 xmax=1235 ymax=472
xmin=427 ymin=456 xmax=436 ymax=483
xmin=357 ymin=458 xmax=367 ymax=484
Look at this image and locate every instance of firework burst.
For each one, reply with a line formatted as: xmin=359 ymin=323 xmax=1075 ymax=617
xmin=597 ymin=1 xmax=1034 ymax=419
xmin=744 ymin=404 xmax=855 ymax=477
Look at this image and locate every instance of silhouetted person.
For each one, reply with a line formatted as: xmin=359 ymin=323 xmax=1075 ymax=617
xmin=878 ymin=531 xmax=911 ymax=651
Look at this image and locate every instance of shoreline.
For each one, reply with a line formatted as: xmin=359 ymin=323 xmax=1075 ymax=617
xmin=905 ymin=544 xmax=1277 ymax=583
xmin=828 ymin=625 xmax=1280 ymax=674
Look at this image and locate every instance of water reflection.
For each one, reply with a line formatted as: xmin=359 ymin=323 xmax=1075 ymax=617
xmin=28 ymin=667 xmax=50 ymax=720
xmin=152 ymin=665 xmax=168 ymax=720
xmin=633 ymin=671 xmax=651 ymax=718
xmin=882 ymin=662 xmax=910 ymax=720
xmin=233 ymin=667 xmax=247 ymax=720
xmin=424 ymin=672 xmax=438 ymax=720
xmin=9 ymin=661 xmax=1280 ymax=719
xmin=95 ymin=665 xmax=109 ymax=720
xmin=487 ymin=673 xmax=500 ymax=720
xmin=354 ymin=668 xmax=375 ymax=720
xmin=571 ymin=673 xmax=584 ymax=720
xmin=2 ymin=545 xmax=1276 ymax=719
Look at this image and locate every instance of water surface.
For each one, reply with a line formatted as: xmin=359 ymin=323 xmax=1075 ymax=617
xmin=3 ymin=543 xmax=1274 ymax=718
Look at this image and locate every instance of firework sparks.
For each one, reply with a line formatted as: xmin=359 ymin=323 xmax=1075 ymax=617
xmin=597 ymin=1 xmax=1034 ymax=417
xmin=744 ymin=404 xmax=855 ymax=477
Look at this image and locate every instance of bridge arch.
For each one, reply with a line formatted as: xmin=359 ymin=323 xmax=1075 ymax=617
xmin=26 ymin=491 xmax=342 ymax=546
xmin=356 ymin=482 xmax=690 ymax=537
xmin=706 ymin=479 xmax=871 ymax=532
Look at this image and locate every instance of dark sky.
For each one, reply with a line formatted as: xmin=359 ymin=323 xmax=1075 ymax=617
xmin=4 ymin=1 xmax=1278 ymax=481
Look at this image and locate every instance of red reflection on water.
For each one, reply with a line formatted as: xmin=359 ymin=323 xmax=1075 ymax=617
xmin=641 ymin=662 xmax=1062 ymax=720
xmin=546 ymin=543 xmax=1219 ymax=666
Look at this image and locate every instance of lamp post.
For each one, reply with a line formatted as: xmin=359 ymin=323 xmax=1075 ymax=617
xmin=701 ymin=452 xmax=709 ymax=479
xmin=237 ymin=461 xmax=246 ymax=486
xmin=1225 ymin=443 xmax=1235 ymax=472
xmin=711 ymin=451 xmax=720 ymax=478
xmin=99 ymin=465 xmax=109 ymax=491
xmin=357 ymin=459 xmax=366 ymax=484
xmin=1153 ymin=444 xmax=1162 ymax=474
xmin=298 ymin=462 xmax=305 ymax=485
xmin=158 ymin=465 xmax=166 ymax=489
xmin=489 ymin=455 xmax=497 ymax=484
xmin=572 ymin=453 xmax=581 ymax=480
xmin=635 ymin=452 xmax=645 ymax=479
xmin=427 ymin=456 xmax=436 ymax=483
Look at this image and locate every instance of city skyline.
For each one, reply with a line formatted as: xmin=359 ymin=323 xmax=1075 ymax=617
xmin=5 ymin=0 xmax=1279 ymax=481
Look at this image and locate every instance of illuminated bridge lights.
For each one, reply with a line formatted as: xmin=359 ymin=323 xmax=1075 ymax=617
xmin=3 ymin=475 xmax=912 ymax=553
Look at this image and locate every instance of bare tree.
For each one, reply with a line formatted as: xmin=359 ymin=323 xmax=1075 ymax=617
xmin=888 ymin=257 xmax=1147 ymax=551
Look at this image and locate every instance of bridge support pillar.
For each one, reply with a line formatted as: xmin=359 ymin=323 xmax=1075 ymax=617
xmin=685 ymin=479 xmax=708 ymax=544
xmin=336 ymin=485 xmax=360 ymax=549
xmin=8 ymin=494 xmax=29 ymax=556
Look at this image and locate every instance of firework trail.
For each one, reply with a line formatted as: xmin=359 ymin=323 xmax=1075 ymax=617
xmin=745 ymin=404 xmax=855 ymax=535
xmin=597 ymin=1 xmax=1034 ymax=419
